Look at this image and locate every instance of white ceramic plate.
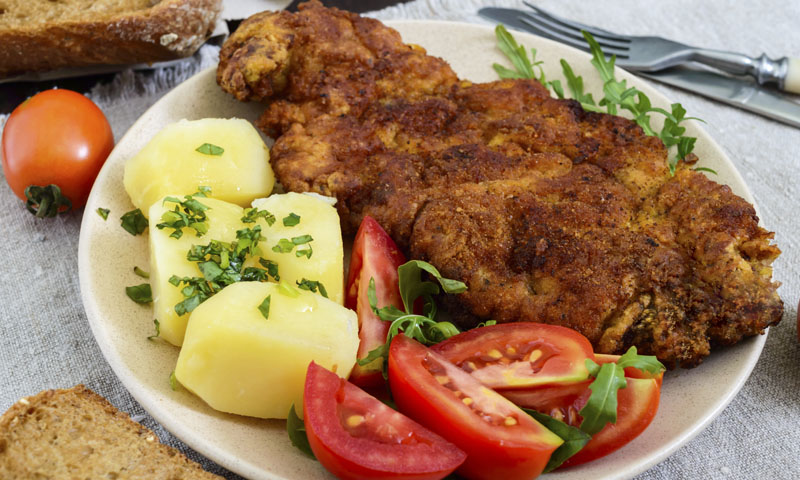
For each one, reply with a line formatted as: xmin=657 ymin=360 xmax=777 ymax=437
xmin=79 ymin=20 xmax=766 ymax=480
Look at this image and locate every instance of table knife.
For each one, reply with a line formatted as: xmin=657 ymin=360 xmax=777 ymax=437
xmin=479 ymin=7 xmax=800 ymax=128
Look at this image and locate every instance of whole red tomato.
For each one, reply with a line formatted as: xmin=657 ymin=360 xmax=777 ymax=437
xmin=1 ymin=89 xmax=114 ymax=217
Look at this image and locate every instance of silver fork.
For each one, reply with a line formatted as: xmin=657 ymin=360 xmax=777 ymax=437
xmin=517 ymin=1 xmax=800 ymax=94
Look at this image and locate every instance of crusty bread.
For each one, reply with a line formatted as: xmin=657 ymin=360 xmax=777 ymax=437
xmin=0 ymin=0 xmax=222 ymax=78
xmin=0 ymin=385 xmax=223 ymax=479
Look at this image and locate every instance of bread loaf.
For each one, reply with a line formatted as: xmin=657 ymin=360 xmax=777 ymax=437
xmin=0 ymin=385 xmax=224 ymax=479
xmin=0 ymin=0 xmax=222 ymax=78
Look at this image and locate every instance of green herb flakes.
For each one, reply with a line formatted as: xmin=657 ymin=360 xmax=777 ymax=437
xmin=242 ymin=207 xmax=276 ymax=226
xmin=169 ymin=370 xmax=179 ymax=391
xmin=147 ymin=319 xmax=161 ymax=341
xmin=96 ymin=208 xmax=110 ymax=220
xmin=157 ymin=191 xmax=210 ymax=239
xmin=195 ymin=143 xmax=224 ymax=156
xmin=283 ymin=213 xmax=301 ymax=227
xmin=134 ymin=266 xmax=150 ymax=279
xmin=258 ymin=295 xmax=272 ymax=320
xmin=296 ymin=278 xmax=328 ymax=298
xmin=126 ymin=283 xmax=152 ymax=304
xmin=120 ymin=209 xmax=148 ymax=236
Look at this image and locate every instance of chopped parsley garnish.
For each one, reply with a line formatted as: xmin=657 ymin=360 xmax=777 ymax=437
xmin=147 ymin=319 xmax=161 ymax=341
xmin=96 ymin=208 xmax=110 ymax=220
xmin=296 ymin=278 xmax=328 ymax=298
xmin=258 ymin=295 xmax=272 ymax=320
xmin=169 ymin=370 xmax=179 ymax=391
xmin=493 ymin=25 xmax=701 ymax=175
xmin=272 ymin=235 xmax=314 ymax=258
xmin=195 ymin=143 xmax=224 ymax=156
xmin=169 ymin=226 xmax=279 ymax=315
xmin=125 ymin=283 xmax=152 ymax=304
xmin=283 ymin=213 xmax=301 ymax=227
xmin=242 ymin=207 xmax=276 ymax=226
xmin=120 ymin=208 xmax=148 ymax=236
xmin=133 ymin=266 xmax=150 ymax=279
xmin=156 ymin=191 xmax=211 ymax=239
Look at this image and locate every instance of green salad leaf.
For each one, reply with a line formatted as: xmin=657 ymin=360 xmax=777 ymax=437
xmin=493 ymin=24 xmax=702 ymax=175
xmin=524 ymin=408 xmax=591 ymax=472
xmin=287 ymin=404 xmax=316 ymax=459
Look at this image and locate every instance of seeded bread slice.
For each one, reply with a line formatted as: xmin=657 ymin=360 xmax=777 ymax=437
xmin=0 ymin=0 xmax=222 ymax=78
xmin=0 ymin=385 xmax=223 ymax=479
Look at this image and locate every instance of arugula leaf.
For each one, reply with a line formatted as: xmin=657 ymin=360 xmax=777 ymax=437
xmin=125 ymin=283 xmax=152 ymax=304
xmin=96 ymin=208 xmax=110 ymax=220
xmin=560 ymin=59 xmax=598 ymax=110
xmin=258 ymin=295 xmax=271 ymax=320
xmin=195 ymin=143 xmax=224 ymax=156
xmin=120 ymin=208 xmax=148 ymax=236
xmin=615 ymin=346 xmax=665 ymax=376
xmin=360 ymin=261 xmax=466 ymax=376
xmin=287 ymin=404 xmax=316 ymax=459
xmin=579 ymin=361 xmax=627 ymax=435
xmin=523 ymin=409 xmax=591 ymax=472
xmin=493 ymin=26 xmax=701 ymax=175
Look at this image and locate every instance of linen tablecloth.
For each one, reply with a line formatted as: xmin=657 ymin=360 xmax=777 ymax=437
xmin=1 ymin=1 xmax=798 ymax=478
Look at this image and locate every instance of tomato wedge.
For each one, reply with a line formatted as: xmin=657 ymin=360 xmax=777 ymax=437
xmin=388 ymin=335 xmax=563 ymax=480
xmin=498 ymin=354 xmax=662 ymax=468
xmin=346 ymin=216 xmax=406 ymax=386
xmin=431 ymin=322 xmax=594 ymax=389
xmin=303 ymin=362 xmax=466 ymax=480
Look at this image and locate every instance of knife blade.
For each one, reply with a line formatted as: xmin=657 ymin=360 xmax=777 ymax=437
xmin=478 ymin=7 xmax=800 ymax=128
xmin=641 ymin=68 xmax=800 ymax=128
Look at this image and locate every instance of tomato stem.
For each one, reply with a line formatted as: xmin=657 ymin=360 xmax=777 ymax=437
xmin=24 ymin=184 xmax=72 ymax=218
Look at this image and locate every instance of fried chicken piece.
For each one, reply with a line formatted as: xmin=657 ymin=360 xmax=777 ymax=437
xmin=217 ymin=1 xmax=782 ymax=367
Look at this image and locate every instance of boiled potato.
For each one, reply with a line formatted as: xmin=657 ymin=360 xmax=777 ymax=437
xmin=251 ymin=193 xmax=344 ymax=304
xmin=174 ymin=281 xmax=359 ymax=419
xmin=124 ymin=118 xmax=273 ymax=212
xmin=149 ymin=196 xmax=244 ymax=346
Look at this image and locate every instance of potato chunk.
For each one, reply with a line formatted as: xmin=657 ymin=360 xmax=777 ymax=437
xmin=124 ymin=118 xmax=273 ymax=212
xmin=174 ymin=281 xmax=359 ymax=419
xmin=252 ymin=193 xmax=344 ymax=304
xmin=149 ymin=196 xmax=244 ymax=346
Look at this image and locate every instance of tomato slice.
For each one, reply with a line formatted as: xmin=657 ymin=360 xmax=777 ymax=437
xmin=346 ymin=216 xmax=407 ymax=387
xmin=303 ymin=362 xmax=466 ymax=480
xmin=388 ymin=335 xmax=563 ymax=480
xmin=498 ymin=354 xmax=662 ymax=468
xmin=431 ymin=322 xmax=594 ymax=389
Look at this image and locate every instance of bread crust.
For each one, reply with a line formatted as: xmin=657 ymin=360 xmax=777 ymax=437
xmin=0 ymin=384 xmax=223 ymax=479
xmin=0 ymin=0 xmax=222 ymax=78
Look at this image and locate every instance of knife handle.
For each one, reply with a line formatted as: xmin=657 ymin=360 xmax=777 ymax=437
xmin=785 ymin=58 xmax=800 ymax=95
xmin=692 ymin=50 xmax=800 ymax=94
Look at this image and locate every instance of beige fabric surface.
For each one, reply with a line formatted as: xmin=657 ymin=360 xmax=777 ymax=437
xmin=0 ymin=1 xmax=798 ymax=479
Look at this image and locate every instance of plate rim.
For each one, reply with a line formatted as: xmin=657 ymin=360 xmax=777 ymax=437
xmin=78 ymin=18 xmax=768 ymax=480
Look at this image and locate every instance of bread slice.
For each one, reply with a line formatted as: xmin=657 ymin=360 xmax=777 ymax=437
xmin=0 ymin=0 xmax=222 ymax=78
xmin=0 ymin=385 xmax=223 ymax=479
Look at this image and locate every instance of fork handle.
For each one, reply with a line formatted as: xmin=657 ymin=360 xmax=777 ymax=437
xmin=692 ymin=49 xmax=800 ymax=94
